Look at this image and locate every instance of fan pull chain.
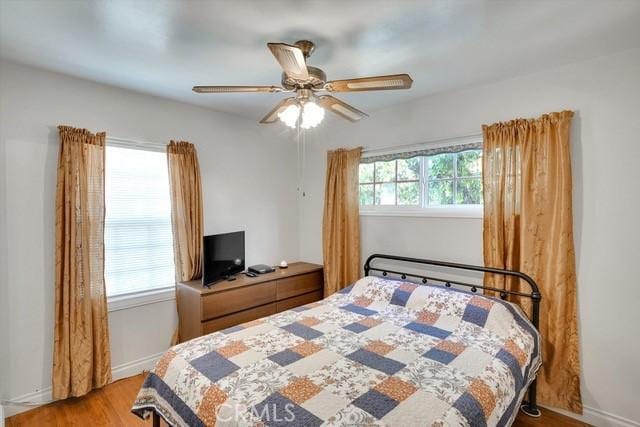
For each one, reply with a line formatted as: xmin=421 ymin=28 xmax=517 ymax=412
xmin=301 ymin=127 xmax=306 ymax=197
xmin=296 ymin=123 xmax=301 ymax=195
xmin=295 ymin=116 xmax=307 ymax=198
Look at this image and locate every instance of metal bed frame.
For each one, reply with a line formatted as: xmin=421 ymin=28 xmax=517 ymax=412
xmin=150 ymin=254 xmax=542 ymax=426
xmin=364 ymin=253 xmax=542 ymax=418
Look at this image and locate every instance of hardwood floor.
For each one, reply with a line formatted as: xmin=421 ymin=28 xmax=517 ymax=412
xmin=6 ymin=375 xmax=148 ymax=427
xmin=6 ymin=373 xmax=589 ymax=426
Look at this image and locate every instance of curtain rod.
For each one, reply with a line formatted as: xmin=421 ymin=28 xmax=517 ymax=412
xmin=361 ymin=132 xmax=483 ymax=155
xmin=107 ymin=136 xmax=166 ymax=151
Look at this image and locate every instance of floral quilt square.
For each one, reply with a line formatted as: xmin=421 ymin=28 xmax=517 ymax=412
xmin=312 ymin=328 xmax=368 ymax=356
xmin=323 ymin=404 xmax=385 ymax=427
xmin=307 ymin=358 xmax=387 ymax=401
xmin=171 ymin=364 xmax=214 ymax=409
xmin=375 ymin=305 xmax=416 ymax=327
xmin=315 ymin=308 xmax=364 ymax=327
xmin=380 ymin=327 xmax=441 ymax=354
xmin=215 ymin=359 xmax=295 ymax=408
xmin=243 ymin=328 xmax=304 ymax=356
xmin=396 ymin=357 xmax=473 ymax=405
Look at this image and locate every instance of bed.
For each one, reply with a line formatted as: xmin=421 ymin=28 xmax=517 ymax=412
xmin=132 ymin=254 xmax=542 ymax=426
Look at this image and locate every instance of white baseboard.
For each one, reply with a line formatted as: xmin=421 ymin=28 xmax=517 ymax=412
xmin=542 ymin=405 xmax=640 ymax=427
xmin=2 ymin=351 xmax=163 ymax=419
xmin=111 ymin=351 xmax=164 ymax=379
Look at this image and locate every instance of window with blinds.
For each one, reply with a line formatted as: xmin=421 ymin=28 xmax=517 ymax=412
xmin=104 ymin=145 xmax=176 ymax=297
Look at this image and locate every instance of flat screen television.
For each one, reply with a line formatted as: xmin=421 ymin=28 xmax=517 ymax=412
xmin=202 ymin=231 xmax=245 ymax=286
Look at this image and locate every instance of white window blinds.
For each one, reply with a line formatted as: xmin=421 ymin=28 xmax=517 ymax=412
xmin=104 ymin=145 xmax=176 ymax=297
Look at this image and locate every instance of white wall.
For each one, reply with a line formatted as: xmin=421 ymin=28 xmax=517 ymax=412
xmin=300 ymin=49 xmax=640 ymax=426
xmin=0 ymin=64 xmax=9 ymax=423
xmin=0 ymin=60 xmax=299 ymax=413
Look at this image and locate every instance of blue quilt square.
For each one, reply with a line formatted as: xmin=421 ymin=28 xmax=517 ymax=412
xmin=252 ymin=392 xmax=323 ymax=427
xmin=390 ymin=289 xmax=412 ymax=307
xmin=338 ymin=284 xmax=354 ymax=294
xmin=353 ymin=389 xmax=399 ymax=419
xmin=269 ymin=349 xmax=304 ymax=366
xmin=341 ymin=303 xmax=377 ymax=316
xmin=462 ymin=304 xmax=489 ymax=327
xmin=496 ymin=349 xmax=523 ymax=389
xmin=404 ymin=322 xmax=451 ymax=339
xmin=343 ymin=322 xmax=369 ymax=333
xmin=347 ymin=349 xmax=406 ymax=375
xmin=220 ymin=324 xmax=244 ymax=334
xmin=190 ymin=351 xmax=239 ymax=383
xmin=453 ymin=392 xmax=487 ymax=427
xmin=281 ymin=323 xmax=323 ymax=340
xmin=290 ymin=305 xmax=311 ymax=312
xmin=423 ymin=348 xmax=456 ymax=364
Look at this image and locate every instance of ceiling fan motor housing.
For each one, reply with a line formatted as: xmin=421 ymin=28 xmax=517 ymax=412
xmin=281 ymin=65 xmax=326 ymax=90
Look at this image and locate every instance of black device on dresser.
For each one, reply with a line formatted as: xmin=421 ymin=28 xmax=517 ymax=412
xmin=248 ymin=264 xmax=275 ymax=275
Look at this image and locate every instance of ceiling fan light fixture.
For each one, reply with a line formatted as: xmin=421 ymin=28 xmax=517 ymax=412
xmin=278 ymin=104 xmax=300 ymax=128
xmin=301 ymin=101 xmax=325 ymax=129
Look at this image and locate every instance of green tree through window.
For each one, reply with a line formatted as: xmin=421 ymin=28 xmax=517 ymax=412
xmin=359 ymin=148 xmax=482 ymax=207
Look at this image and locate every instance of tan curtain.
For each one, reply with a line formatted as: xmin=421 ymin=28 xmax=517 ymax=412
xmin=167 ymin=141 xmax=203 ymax=344
xmin=482 ymin=111 xmax=582 ymax=413
xmin=322 ymin=147 xmax=362 ymax=296
xmin=53 ymin=126 xmax=111 ymax=399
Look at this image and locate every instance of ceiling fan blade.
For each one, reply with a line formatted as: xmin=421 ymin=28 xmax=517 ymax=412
xmin=192 ymin=85 xmax=284 ymax=93
xmin=325 ymin=74 xmax=413 ymax=92
xmin=259 ymin=97 xmax=296 ymax=124
xmin=267 ymin=43 xmax=309 ymax=80
xmin=317 ymin=95 xmax=368 ymax=122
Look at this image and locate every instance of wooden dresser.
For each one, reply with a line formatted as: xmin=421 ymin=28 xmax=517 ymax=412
xmin=177 ymin=262 xmax=324 ymax=341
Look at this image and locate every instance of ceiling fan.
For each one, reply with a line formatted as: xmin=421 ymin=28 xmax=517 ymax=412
xmin=193 ymin=40 xmax=413 ymax=129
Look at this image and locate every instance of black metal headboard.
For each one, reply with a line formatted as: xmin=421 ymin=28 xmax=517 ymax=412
xmin=363 ymin=253 xmax=543 ymax=417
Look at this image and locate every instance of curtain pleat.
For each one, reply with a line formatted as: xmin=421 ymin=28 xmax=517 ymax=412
xmin=322 ymin=147 xmax=362 ymax=296
xmin=167 ymin=141 xmax=203 ymax=344
xmin=53 ymin=125 xmax=111 ymax=399
xmin=482 ymin=111 xmax=582 ymax=413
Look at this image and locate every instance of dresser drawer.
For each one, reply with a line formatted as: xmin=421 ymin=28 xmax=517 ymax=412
xmin=276 ymin=271 xmax=323 ymax=300
xmin=276 ymin=290 xmax=323 ymax=312
xmin=202 ymin=282 xmax=276 ymax=320
xmin=202 ymin=303 xmax=277 ymax=335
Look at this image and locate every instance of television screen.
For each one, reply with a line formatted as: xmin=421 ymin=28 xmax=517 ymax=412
xmin=202 ymin=231 xmax=245 ymax=286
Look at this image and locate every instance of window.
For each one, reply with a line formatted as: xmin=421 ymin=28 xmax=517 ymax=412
xmin=359 ymin=142 xmax=483 ymax=215
xmin=426 ymin=150 xmax=483 ymax=205
xmin=359 ymin=158 xmax=421 ymax=206
xmin=104 ymin=144 xmax=176 ymax=298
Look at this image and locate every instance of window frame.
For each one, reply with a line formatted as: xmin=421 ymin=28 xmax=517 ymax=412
xmin=359 ymin=137 xmax=483 ymax=218
xmin=104 ymin=137 xmax=176 ymax=311
xmin=359 ymin=160 xmax=422 ymax=207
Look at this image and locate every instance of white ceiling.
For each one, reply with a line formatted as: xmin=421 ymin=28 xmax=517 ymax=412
xmin=1 ymin=0 xmax=640 ymax=120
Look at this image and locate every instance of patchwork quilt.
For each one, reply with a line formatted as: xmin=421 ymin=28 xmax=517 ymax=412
xmin=132 ymin=276 xmax=541 ymax=427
